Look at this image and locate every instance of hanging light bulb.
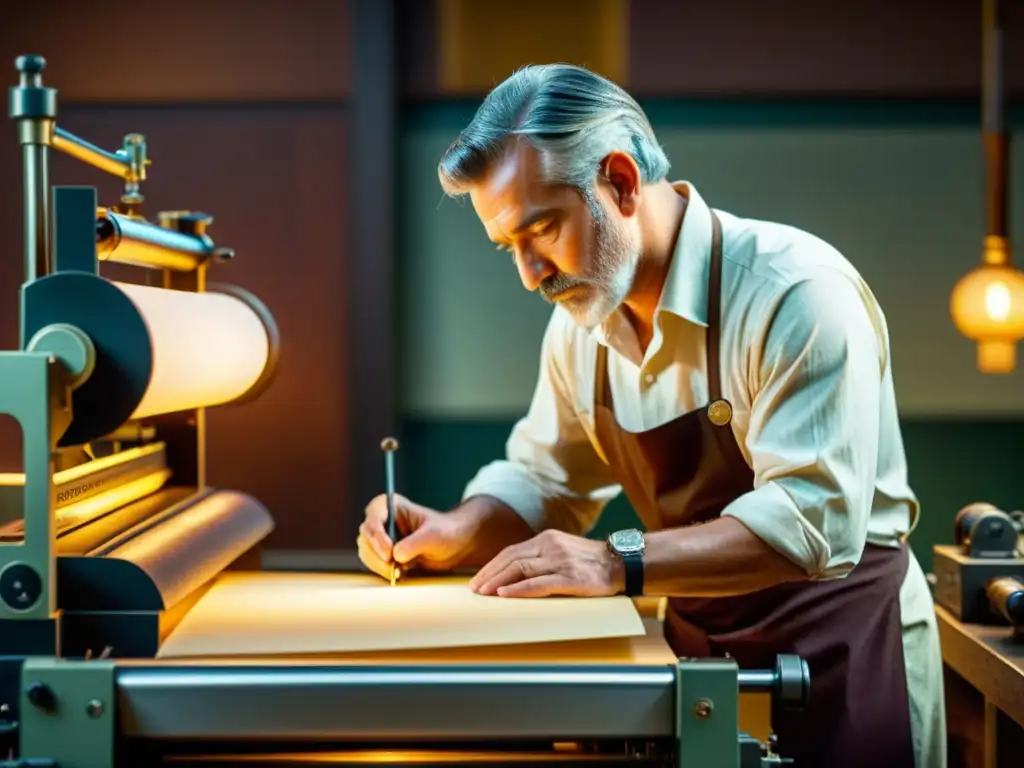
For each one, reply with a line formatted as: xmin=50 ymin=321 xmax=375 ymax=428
xmin=951 ymin=0 xmax=1024 ymax=373
xmin=951 ymin=238 xmax=1024 ymax=373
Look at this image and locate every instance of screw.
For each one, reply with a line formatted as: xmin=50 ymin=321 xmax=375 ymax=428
xmin=85 ymin=699 xmax=104 ymax=718
xmin=693 ymin=698 xmax=713 ymax=719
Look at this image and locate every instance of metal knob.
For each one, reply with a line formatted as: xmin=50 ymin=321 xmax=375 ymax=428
xmin=24 ymin=682 xmax=56 ymax=715
xmin=15 ymin=54 xmax=45 ymax=76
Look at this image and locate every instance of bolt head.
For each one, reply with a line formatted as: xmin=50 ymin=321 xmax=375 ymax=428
xmin=692 ymin=698 xmax=714 ymax=719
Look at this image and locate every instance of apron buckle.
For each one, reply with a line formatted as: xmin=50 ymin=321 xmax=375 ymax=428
xmin=707 ymin=399 xmax=732 ymax=427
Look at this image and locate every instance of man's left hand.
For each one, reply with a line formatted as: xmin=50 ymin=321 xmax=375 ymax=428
xmin=468 ymin=530 xmax=624 ymax=598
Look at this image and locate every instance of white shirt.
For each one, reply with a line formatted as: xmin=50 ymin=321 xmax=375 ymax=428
xmin=463 ymin=182 xmax=921 ymax=580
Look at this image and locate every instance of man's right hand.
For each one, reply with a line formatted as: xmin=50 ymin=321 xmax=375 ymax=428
xmin=357 ymin=493 xmax=475 ymax=580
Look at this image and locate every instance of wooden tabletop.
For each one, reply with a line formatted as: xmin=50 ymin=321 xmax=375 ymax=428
xmin=935 ymin=604 xmax=1024 ymax=727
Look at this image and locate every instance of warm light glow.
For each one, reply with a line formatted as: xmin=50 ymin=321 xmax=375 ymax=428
xmin=984 ymin=281 xmax=1012 ymax=321
xmin=438 ymin=0 xmax=627 ymax=93
xmin=950 ymin=262 xmax=1024 ymax=373
xmin=170 ymin=749 xmax=592 ymax=764
xmin=0 ymin=442 xmax=164 ymax=488
xmin=0 ymin=469 xmax=170 ymax=539
xmin=114 ymin=282 xmax=271 ymax=418
xmin=0 ymin=443 xmax=170 ymax=530
xmin=55 ymin=469 xmax=170 ymax=532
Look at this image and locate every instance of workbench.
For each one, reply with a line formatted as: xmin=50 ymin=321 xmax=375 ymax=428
xmin=936 ymin=605 xmax=1024 ymax=768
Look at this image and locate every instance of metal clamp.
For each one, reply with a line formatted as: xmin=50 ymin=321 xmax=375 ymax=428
xmin=676 ymin=658 xmax=739 ymax=767
xmin=20 ymin=658 xmax=115 ymax=768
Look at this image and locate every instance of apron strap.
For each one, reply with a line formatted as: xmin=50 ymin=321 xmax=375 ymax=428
xmin=706 ymin=211 xmax=724 ymax=403
xmin=594 ymin=209 xmax=725 ymax=408
xmin=594 ymin=341 xmax=609 ymax=408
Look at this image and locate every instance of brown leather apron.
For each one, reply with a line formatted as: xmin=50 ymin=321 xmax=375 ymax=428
xmin=591 ymin=211 xmax=916 ymax=767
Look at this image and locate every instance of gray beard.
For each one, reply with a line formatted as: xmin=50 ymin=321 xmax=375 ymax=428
xmin=539 ymin=210 xmax=639 ymax=330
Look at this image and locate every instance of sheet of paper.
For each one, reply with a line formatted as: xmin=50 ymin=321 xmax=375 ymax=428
xmin=149 ymin=622 xmax=674 ymax=666
xmin=157 ymin=572 xmax=646 ymax=659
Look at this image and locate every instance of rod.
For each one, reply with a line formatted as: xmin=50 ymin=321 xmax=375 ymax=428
xmin=982 ymin=0 xmax=1003 ymax=134
xmin=22 ymin=142 xmax=50 ymax=281
xmin=114 ymin=664 xmax=678 ymax=740
xmin=380 ymin=436 xmax=400 ymax=585
xmin=9 ymin=55 xmax=56 ymax=283
xmin=96 ymin=211 xmax=213 ymax=272
xmin=52 ymin=127 xmax=135 ymax=178
xmin=982 ymin=0 xmax=1008 ymax=241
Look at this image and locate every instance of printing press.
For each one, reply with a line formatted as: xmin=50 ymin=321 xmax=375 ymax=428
xmin=0 ymin=55 xmax=811 ymax=768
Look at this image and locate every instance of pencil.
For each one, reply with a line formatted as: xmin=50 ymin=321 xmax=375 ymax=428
xmin=380 ymin=437 xmax=400 ymax=585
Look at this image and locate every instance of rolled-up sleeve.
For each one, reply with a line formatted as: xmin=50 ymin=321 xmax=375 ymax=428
xmin=462 ymin=311 xmax=621 ymax=535
xmin=721 ymin=271 xmax=885 ymax=579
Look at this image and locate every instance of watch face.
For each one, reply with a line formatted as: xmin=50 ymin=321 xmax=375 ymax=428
xmin=610 ymin=528 xmax=645 ymax=555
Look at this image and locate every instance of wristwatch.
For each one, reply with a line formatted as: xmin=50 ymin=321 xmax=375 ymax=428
xmin=607 ymin=528 xmax=645 ymax=597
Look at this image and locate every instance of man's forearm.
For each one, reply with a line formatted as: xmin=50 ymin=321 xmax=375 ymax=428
xmin=643 ymin=517 xmax=809 ymax=598
xmin=449 ymin=494 xmax=535 ymax=568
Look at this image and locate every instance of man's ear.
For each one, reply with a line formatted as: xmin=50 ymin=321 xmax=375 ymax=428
xmin=598 ymin=151 xmax=641 ymax=217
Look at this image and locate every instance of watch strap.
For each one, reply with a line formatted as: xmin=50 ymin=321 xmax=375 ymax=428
xmin=622 ymin=552 xmax=644 ymax=597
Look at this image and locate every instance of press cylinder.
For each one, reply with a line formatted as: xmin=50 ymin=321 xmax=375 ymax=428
xmin=22 ymin=271 xmax=279 ymax=446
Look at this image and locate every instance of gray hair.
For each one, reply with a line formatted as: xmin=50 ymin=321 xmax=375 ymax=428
xmin=437 ymin=64 xmax=670 ymax=201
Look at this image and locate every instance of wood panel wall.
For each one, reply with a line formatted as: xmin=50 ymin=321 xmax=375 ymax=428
xmin=625 ymin=0 xmax=1024 ymax=98
xmin=401 ymin=0 xmax=1024 ymax=99
xmin=0 ymin=0 xmax=355 ymax=550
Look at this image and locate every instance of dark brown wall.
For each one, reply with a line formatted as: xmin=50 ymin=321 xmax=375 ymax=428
xmin=399 ymin=0 xmax=1024 ymax=99
xmin=626 ymin=0 xmax=1024 ymax=97
xmin=0 ymin=0 xmax=351 ymax=102
xmin=0 ymin=0 xmax=354 ymax=550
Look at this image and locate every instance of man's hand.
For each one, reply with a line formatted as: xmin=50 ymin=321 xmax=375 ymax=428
xmin=468 ymin=530 xmax=624 ymax=598
xmin=357 ymin=493 xmax=474 ymax=579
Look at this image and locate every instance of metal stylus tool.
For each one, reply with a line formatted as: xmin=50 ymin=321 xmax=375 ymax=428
xmin=380 ymin=437 xmax=400 ymax=586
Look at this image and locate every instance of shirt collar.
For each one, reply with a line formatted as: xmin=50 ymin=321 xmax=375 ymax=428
xmin=657 ymin=181 xmax=712 ymax=328
xmin=591 ymin=180 xmax=712 ymax=347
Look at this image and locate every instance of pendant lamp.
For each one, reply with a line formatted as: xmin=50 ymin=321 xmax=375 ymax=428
xmin=950 ymin=0 xmax=1024 ymax=373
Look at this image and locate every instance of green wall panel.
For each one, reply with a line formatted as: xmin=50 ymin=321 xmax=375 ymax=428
xmin=399 ymin=100 xmax=1024 ymax=420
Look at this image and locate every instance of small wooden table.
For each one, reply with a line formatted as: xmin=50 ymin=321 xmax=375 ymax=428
xmin=935 ymin=605 xmax=1024 ymax=768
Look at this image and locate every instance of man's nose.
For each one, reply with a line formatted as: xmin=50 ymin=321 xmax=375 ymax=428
xmin=516 ymin=249 xmax=555 ymax=292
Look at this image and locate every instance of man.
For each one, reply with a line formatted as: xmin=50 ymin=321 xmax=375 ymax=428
xmin=358 ymin=64 xmax=945 ymax=768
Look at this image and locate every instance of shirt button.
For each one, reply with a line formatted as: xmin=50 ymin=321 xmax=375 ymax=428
xmin=644 ymin=373 xmax=655 ymax=384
